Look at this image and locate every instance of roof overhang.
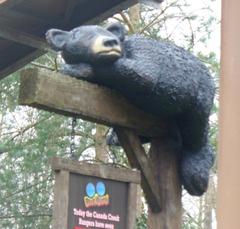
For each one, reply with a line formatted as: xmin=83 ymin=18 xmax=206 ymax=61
xmin=0 ymin=0 xmax=138 ymax=79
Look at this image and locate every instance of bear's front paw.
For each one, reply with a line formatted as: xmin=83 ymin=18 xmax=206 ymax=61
xmin=61 ymin=63 xmax=95 ymax=82
xmin=181 ymin=147 xmax=214 ymax=196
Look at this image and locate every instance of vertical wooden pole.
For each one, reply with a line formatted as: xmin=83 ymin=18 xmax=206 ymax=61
xmin=147 ymin=138 xmax=182 ymax=229
xmin=218 ymin=1 xmax=240 ymax=228
xmin=126 ymin=183 xmax=139 ymax=229
xmin=116 ymin=129 xmax=182 ymax=228
xmin=52 ymin=170 xmax=70 ymax=229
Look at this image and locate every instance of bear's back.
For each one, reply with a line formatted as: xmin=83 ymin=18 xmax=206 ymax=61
xmin=124 ymin=35 xmax=210 ymax=82
xmin=117 ymin=35 xmax=215 ymax=115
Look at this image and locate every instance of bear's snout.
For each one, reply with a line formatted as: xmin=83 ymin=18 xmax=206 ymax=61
xmin=91 ymin=35 xmax=122 ymax=60
xmin=103 ymin=38 xmax=119 ymax=47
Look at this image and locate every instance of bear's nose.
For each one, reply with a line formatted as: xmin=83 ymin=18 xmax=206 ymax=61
xmin=103 ymin=38 xmax=119 ymax=47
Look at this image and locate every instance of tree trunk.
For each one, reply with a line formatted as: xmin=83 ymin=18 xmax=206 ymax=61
xmin=199 ymin=196 xmax=203 ymax=228
xmin=128 ymin=4 xmax=143 ymax=219
xmin=129 ymin=4 xmax=140 ymax=32
xmin=0 ymin=113 xmax=2 ymax=138
xmin=94 ymin=124 xmax=108 ymax=162
xmin=147 ymin=138 xmax=182 ymax=229
xmin=203 ymin=174 xmax=215 ymax=229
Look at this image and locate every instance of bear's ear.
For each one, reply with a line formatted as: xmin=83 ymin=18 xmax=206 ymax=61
xmin=46 ymin=29 xmax=70 ymax=51
xmin=106 ymin=23 xmax=126 ymax=41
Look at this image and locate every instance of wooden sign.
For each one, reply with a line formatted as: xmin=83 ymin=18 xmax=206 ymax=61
xmin=51 ymin=157 xmax=141 ymax=229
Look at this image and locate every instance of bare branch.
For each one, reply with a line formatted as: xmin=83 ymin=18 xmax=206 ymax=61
xmin=8 ymin=116 xmax=52 ymax=142
xmin=112 ymin=16 xmax=124 ymax=23
xmin=119 ymin=12 xmax=135 ymax=34
xmin=30 ymin=62 xmax=55 ymax=71
xmin=139 ymin=0 xmax=179 ymax=34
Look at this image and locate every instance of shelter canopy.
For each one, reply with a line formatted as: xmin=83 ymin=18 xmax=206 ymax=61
xmin=0 ymin=0 xmax=137 ymax=79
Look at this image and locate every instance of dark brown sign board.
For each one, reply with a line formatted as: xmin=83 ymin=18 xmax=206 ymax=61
xmin=50 ymin=157 xmax=141 ymax=229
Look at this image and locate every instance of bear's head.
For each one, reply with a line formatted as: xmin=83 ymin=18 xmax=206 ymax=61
xmin=46 ymin=23 xmax=126 ymax=64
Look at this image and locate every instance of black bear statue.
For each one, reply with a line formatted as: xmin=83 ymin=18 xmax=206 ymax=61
xmin=46 ymin=23 xmax=215 ymax=196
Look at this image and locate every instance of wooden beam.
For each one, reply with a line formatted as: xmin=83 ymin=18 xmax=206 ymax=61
xmin=0 ymin=25 xmax=52 ymax=52
xmin=0 ymin=0 xmax=25 ymax=10
xmin=50 ymin=157 xmax=141 ymax=184
xmin=67 ymin=0 xmax=138 ymax=28
xmin=0 ymin=9 xmax=50 ymax=26
xmin=0 ymin=49 xmax=44 ymax=80
xmin=63 ymin=0 xmax=78 ymax=25
xmin=87 ymin=0 xmax=138 ymax=25
xmin=115 ymin=128 xmax=162 ymax=212
xmin=19 ymin=68 xmax=168 ymax=138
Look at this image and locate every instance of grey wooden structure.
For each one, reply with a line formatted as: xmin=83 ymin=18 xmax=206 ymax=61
xmin=19 ymin=68 xmax=182 ymax=228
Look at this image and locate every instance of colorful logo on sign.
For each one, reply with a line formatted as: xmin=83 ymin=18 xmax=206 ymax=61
xmin=84 ymin=182 xmax=110 ymax=208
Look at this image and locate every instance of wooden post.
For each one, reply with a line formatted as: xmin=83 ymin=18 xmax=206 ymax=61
xmin=116 ymin=129 xmax=182 ymax=228
xmin=218 ymin=1 xmax=240 ymax=228
xmin=147 ymin=138 xmax=182 ymax=228
xmin=52 ymin=170 xmax=70 ymax=229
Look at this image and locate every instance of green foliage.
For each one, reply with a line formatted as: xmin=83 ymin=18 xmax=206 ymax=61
xmin=0 ymin=70 xmax=97 ymax=228
xmin=135 ymin=213 xmax=147 ymax=229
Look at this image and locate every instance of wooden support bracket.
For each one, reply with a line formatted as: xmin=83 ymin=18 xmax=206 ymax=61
xmin=115 ymin=128 xmax=162 ymax=212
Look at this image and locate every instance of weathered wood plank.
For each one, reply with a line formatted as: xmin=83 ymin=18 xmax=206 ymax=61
xmin=19 ymin=68 xmax=168 ymax=137
xmin=89 ymin=0 xmax=138 ymax=24
xmin=0 ymin=49 xmax=44 ymax=80
xmin=63 ymin=0 xmax=78 ymax=25
xmin=52 ymin=170 xmax=69 ymax=229
xmin=0 ymin=0 xmax=25 ymax=10
xmin=0 ymin=25 xmax=52 ymax=52
xmin=126 ymin=183 xmax=139 ymax=229
xmin=0 ymin=9 xmax=50 ymax=26
xmin=50 ymin=157 xmax=141 ymax=184
xmin=147 ymin=138 xmax=182 ymax=228
xmin=115 ymin=128 xmax=162 ymax=213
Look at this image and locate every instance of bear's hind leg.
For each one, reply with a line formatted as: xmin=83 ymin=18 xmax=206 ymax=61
xmin=179 ymin=113 xmax=215 ymax=196
xmin=181 ymin=143 xmax=214 ymax=196
xmin=61 ymin=63 xmax=95 ymax=82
